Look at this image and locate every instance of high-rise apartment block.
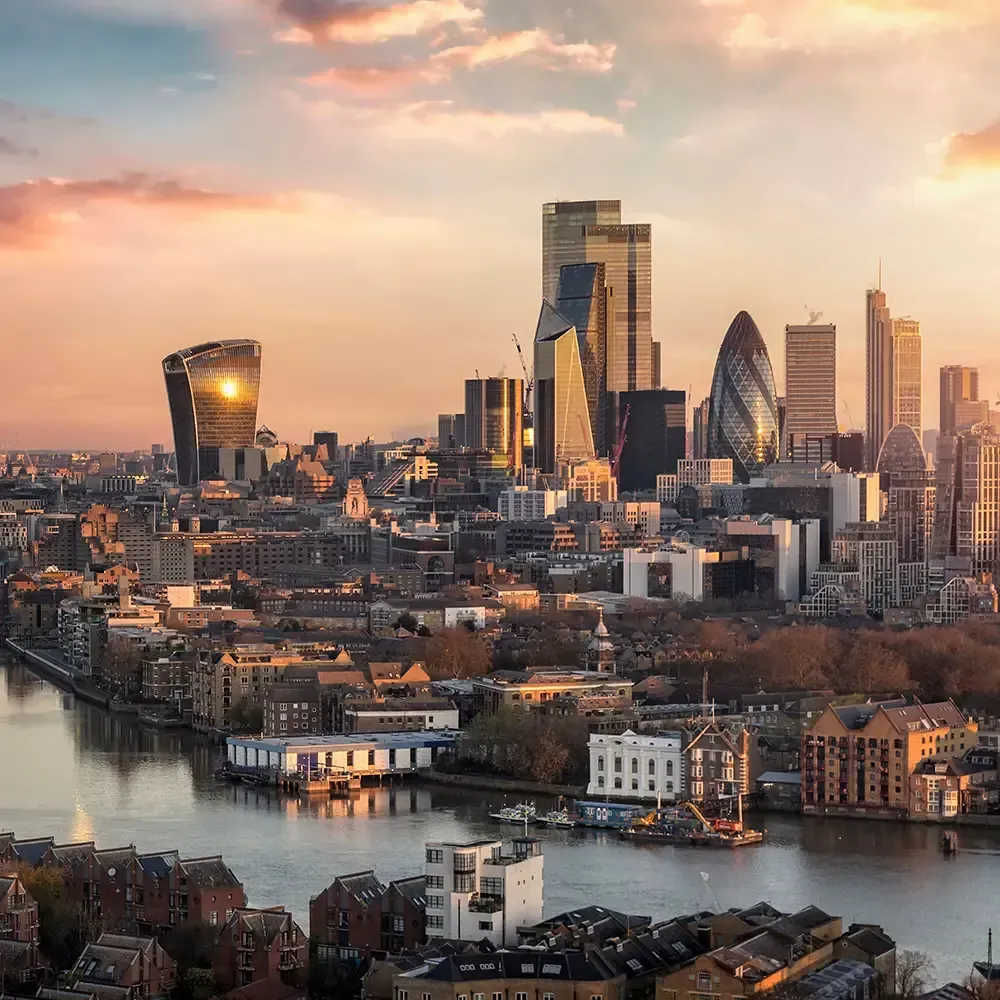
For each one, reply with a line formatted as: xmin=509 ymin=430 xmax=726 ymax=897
xmin=891 ymin=318 xmax=922 ymax=440
xmin=940 ymin=366 xmax=980 ymax=434
xmin=424 ymin=838 xmax=543 ymax=948
xmin=464 ymin=378 xmax=523 ymax=470
xmin=784 ymin=324 xmax=837 ymax=439
xmin=865 ymin=287 xmax=893 ymax=471
xmin=541 ymin=200 xmax=653 ymax=393
xmin=162 ymin=340 xmax=262 ymax=487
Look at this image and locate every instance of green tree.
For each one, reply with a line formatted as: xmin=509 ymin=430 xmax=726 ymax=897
xmin=18 ymin=865 xmax=86 ymax=970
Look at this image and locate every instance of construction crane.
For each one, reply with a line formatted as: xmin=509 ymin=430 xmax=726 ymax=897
xmin=610 ymin=404 xmax=631 ymax=481
xmin=511 ymin=332 xmax=534 ymax=412
xmin=804 ymin=306 xmax=824 ymax=325
xmin=841 ymin=398 xmax=857 ymax=430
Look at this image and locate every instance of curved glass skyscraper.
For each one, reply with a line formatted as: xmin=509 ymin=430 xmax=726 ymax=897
xmin=163 ymin=340 xmax=262 ymax=486
xmin=707 ymin=312 xmax=778 ymax=481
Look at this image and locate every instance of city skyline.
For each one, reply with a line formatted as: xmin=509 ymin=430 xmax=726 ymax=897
xmin=3 ymin=0 xmax=1000 ymax=449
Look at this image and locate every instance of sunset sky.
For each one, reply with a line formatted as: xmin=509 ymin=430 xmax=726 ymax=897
xmin=2 ymin=0 xmax=1000 ymax=451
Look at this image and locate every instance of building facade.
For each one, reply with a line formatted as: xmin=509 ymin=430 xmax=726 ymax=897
xmin=614 ymin=390 xmax=686 ymax=492
xmin=940 ymin=365 xmax=979 ymax=435
xmin=587 ymin=730 xmax=683 ymax=801
xmin=162 ymin=340 xmax=262 ymax=487
xmin=464 ymin=378 xmax=524 ymax=470
xmin=891 ymin=318 xmax=922 ymax=440
xmin=784 ymin=324 xmax=837 ymax=441
xmin=865 ymin=285 xmax=892 ymax=471
xmin=707 ymin=312 xmax=779 ymax=482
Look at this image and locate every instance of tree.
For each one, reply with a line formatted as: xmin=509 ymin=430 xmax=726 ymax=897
xmin=393 ymin=613 xmax=419 ymax=633
xmin=839 ymin=635 xmax=912 ymax=695
xmin=101 ymin=636 xmax=145 ymax=699
xmin=230 ymin=699 xmax=263 ymax=733
xmin=894 ymin=949 xmax=935 ymax=999
xmin=425 ymin=628 xmax=491 ymax=679
xmin=18 ymin=864 xmax=86 ymax=970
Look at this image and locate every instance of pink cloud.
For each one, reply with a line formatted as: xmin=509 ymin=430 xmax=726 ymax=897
xmin=942 ymin=118 xmax=1000 ymax=176
xmin=274 ymin=0 xmax=483 ymax=45
xmin=0 ymin=173 xmax=281 ymax=249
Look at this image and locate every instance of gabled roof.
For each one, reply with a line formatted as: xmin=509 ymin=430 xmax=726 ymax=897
xmin=10 ymin=838 xmax=55 ymax=866
xmin=334 ymin=871 xmax=383 ymax=906
xmin=414 ymin=951 xmax=619 ymax=983
xmin=177 ymin=856 xmax=242 ymax=890
xmin=49 ymin=843 xmax=97 ymax=872
xmin=843 ymin=925 xmax=895 ymax=958
xmin=73 ymin=944 xmax=140 ymax=985
xmin=389 ymin=876 xmax=427 ymax=911
xmin=138 ymin=852 xmax=178 ymax=880
xmin=226 ymin=908 xmax=297 ymax=947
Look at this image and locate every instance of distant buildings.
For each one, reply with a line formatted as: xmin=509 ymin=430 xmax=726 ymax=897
xmin=939 ymin=365 xmax=982 ymax=434
xmin=891 ymin=318 xmax=922 ymax=441
xmin=692 ymin=397 xmax=711 ymax=461
xmin=784 ymin=323 xmax=838 ymax=441
xmin=162 ymin=340 xmax=262 ymax=487
xmin=865 ymin=285 xmax=893 ymax=470
xmin=498 ymin=486 xmax=568 ymax=521
xmin=707 ymin=312 xmax=779 ymax=482
xmin=614 ymin=389 xmax=686 ymax=492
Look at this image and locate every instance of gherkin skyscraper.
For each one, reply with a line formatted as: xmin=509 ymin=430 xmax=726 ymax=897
xmin=707 ymin=311 xmax=779 ymax=482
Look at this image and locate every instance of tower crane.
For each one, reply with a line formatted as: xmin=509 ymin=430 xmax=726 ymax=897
xmin=511 ymin=333 xmax=534 ymax=413
xmin=611 ymin=404 xmax=631 ymax=481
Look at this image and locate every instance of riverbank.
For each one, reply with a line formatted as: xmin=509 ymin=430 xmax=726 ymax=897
xmin=4 ymin=637 xmax=111 ymax=708
xmin=421 ymin=768 xmax=584 ymax=798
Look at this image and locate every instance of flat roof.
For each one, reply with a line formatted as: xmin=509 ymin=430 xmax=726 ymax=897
xmin=227 ymin=730 xmax=460 ymax=752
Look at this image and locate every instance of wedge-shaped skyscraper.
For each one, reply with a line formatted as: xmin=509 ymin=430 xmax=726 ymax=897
xmin=163 ymin=339 xmax=262 ymax=486
xmin=707 ymin=311 xmax=779 ymax=482
xmin=534 ymin=301 xmax=596 ymax=474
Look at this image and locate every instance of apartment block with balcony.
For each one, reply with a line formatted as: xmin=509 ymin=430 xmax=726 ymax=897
xmin=213 ymin=907 xmax=308 ymax=993
xmin=423 ymin=839 xmax=543 ymax=948
xmin=802 ymin=699 xmax=976 ymax=817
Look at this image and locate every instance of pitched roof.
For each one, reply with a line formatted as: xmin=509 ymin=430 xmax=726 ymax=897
xmin=49 ymin=843 xmax=97 ymax=872
xmin=221 ymin=980 xmax=306 ymax=1000
xmin=229 ymin=908 xmax=297 ymax=946
xmin=389 ymin=876 xmax=427 ymax=911
xmin=844 ymin=925 xmax=895 ymax=958
xmin=177 ymin=856 xmax=243 ymax=890
xmin=138 ymin=852 xmax=178 ymax=879
xmin=73 ymin=944 xmax=140 ymax=985
xmin=414 ymin=951 xmax=619 ymax=983
xmin=10 ymin=838 xmax=55 ymax=865
xmin=335 ymin=871 xmax=383 ymax=905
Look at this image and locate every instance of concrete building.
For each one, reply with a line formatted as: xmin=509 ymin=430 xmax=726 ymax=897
xmin=563 ymin=458 xmax=618 ymax=502
xmin=657 ymin=459 xmax=734 ymax=504
xmin=784 ymin=324 xmax=838 ymax=440
xmin=424 ymin=838 xmax=543 ymax=947
xmin=343 ymin=700 xmax=459 ymax=734
xmin=722 ymin=516 xmax=820 ymax=602
xmin=498 ymin=487 xmax=569 ymax=521
xmin=831 ymin=522 xmax=899 ymax=613
xmin=587 ymin=730 xmax=683 ymax=801
xmin=472 ymin=669 xmax=633 ymax=716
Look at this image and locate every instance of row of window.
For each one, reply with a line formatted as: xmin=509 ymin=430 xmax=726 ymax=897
xmin=397 ymin=992 xmax=604 ymax=1000
xmin=596 ymin=777 xmax=674 ymax=792
xmin=597 ymin=756 xmax=675 ymax=776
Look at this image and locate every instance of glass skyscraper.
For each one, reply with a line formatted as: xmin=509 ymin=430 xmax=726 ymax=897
xmin=163 ymin=340 xmax=262 ymax=486
xmin=866 ymin=286 xmax=893 ymax=471
xmin=707 ymin=312 xmax=779 ymax=482
xmin=891 ymin=318 xmax=922 ymax=440
xmin=464 ymin=378 xmax=523 ymax=469
xmin=533 ymin=301 xmax=595 ymax=473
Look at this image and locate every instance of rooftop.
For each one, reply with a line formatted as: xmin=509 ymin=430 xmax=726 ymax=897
xmin=228 ymin=730 xmax=460 ymax=751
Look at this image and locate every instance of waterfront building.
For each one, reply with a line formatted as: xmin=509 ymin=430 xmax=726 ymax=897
xmin=866 ymin=285 xmax=892 ymax=470
xmin=908 ymin=756 xmax=1000 ymax=819
xmin=497 ymin=486 xmax=569 ymax=521
xmin=471 ymin=669 xmax=633 ymax=716
xmin=684 ymin=721 xmax=754 ymax=803
xmin=464 ymin=377 xmax=523 ymax=470
xmin=162 ymin=340 xmax=262 ymax=486
xmin=225 ymin=731 xmax=457 ymax=778
xmin=784 ymin=324 xmax=838 ymax=440
xmin=613 ymin=389 xmax=686 ymax=491
xmin=70 ymin=934 xmax=176 ymax=999
xmin=891 ymin=318 xmax=922 ymax=440
xmin=801 ymin=698 xmax=975 ymax=817
xmin=0 ymin=874 xmax=38 ymax=944
xmin=424 ymin=838 xmax=543 ymax=948
xmin=534 ymin=302 xmax=595 ymax=473
xmin=213 ymin=906 xmax=307 ymax=993
xmin=940 ymin=366 xmax=981 ymax=434
xmin=707 ymin=312 xmax=779 ymax=482
xmin=586 ymin=730 xmax=683 ymax=801
xmin=394 ymin=950 xmax=623 ymax=1000
xmin=310 ymin=871 xmax=427 ymax=962
xmin=343 ymin=699 xmax=459 ymax=734
xmin=555 ymin=262 xmax=613 ymax=454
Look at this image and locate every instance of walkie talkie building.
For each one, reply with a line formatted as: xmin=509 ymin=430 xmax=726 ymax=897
xmin=707 ymin=312 xmax=779 ymax=482
xmin=163 ymin=340 xmax=262 ymax=486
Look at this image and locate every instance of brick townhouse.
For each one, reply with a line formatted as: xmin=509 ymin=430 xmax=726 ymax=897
xmin=214 ymin=908 xmax=308 ymax=993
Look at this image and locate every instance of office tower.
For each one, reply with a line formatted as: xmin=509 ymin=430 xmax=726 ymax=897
xmin=784 ymin=324 xmax=837 ymax=438
xmin=891 ymin=318 xmax=922 ymax=439
xmin=554 ymin=262 xmax=613 ymax=455
xmin=707 ymin=312 xmax=779 ymax=482
xmin=692 ymin=397 xmax=710 ymax=460
xmin=932 ymin=424 xmax=1000 ymax=578
xmin=533 ymin=302 xmax=595 ymax=474
xmin=877 ymin=423 xmax=933 ymax=566
xmin=542 ymin=200 xmax=621 ymax=303
xmin=613 ymin=389 xmax=686 ymax=491
xmin=312 ymin=431 xmax=338 ymax=462
xmin=464 ymin=378 xmax=523 ymax=469
xmin=652 ymin=342 xmax=662 ymax=390
xmin=954 ymin=400 xmax=990 ymax=430
xmin=437 ymin=414 xmax=463 ymax=450
xmin=940 ymin=366 xmax=980 ymax=434
xmin=162 ymin=340 xmax=262 ymax=487
xmin=541 ymin=201 xmax=652 ymax=393
xmin=865 ymin=286 xmax=892 ymax=470
xmin=151 ymin=443 xmax=164 ymax=456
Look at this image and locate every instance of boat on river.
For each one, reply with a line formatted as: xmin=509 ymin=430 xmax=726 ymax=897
xmin=621 ymin=798 xmax=763 ymax=848
xmin=489 ymin=802 xmax=537 ymax=824
xmin=535 ymin=808 xmax=576 ymax=829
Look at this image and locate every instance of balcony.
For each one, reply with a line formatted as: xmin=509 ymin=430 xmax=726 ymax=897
xmin=467 ymin=895 xmax=504 ymax=914
xmin=453 ymin=873 xmax=476 ymax=894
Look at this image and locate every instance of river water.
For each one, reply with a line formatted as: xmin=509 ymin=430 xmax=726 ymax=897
xmin=1 ymin=658 xmax=997 ymax=983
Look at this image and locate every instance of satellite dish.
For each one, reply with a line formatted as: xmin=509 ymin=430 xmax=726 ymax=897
xmin=107 ymin=867 xmax=117 ymax=877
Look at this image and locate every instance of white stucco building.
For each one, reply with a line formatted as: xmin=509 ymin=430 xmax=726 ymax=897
xmin=586 ymin=730 xmax=683 ymax=801
xmin=498 ymin=487 xmax=569 ymax=521
xmin=424 ymin=838 xmax=543 ymax=947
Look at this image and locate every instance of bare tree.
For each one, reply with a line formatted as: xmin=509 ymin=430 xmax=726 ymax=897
xmin=895 ymin=949 xmax=936 ymax=999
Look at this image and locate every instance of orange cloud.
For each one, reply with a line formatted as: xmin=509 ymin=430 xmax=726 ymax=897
xmin=306 ymin=28 xmax=616 ymax=90
xmin=942 ymin=119 xmax=1000 ymax=176
xmin=0 ymin=172 xmax=279 ymax=249
xmin=274 ymin=0 xmax=483 ymax=45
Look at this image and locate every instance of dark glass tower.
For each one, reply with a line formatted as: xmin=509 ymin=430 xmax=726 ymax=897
xmin=163 ymin=340 xmax=262 ymax=486
xmin=612 ymin=389 xmax=686 ymax=491
xmin=707 ymin=312 xmax=778 ymax=482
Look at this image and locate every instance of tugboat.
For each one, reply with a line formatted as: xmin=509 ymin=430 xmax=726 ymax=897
xmin=942 ymin=830 xmax=959 ymax=856
xmin=973 ymin=929 xmax=1000 ymax=986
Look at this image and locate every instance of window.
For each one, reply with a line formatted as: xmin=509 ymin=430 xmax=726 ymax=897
xmin=597 ymin=755 xmax=605 ymax=772
xmin=631 ymin=758 xmax=638 ymax=773
xmin=543 ymin=993 xmax=556 ymax=1000
xmin=516 ymin=994 xmax=528 ymax=1000
xmin=614 ymin=777 xmax=622 ymax=789
xmin=648 ymin=780 xmax=655 ymax=791
xmin=426 ymin=849 xmax=443 ymax=864
xmin=426 ymin=895 xmax=444 ymax=909
xmin=493 ymin=994 xmax=503 ymax=1000
xmin=209 ymin=911 xmax=218 ymax=926
xmin=478 ymin=921 xmax=492 ymax=930
xmin=474 ymin=994 xmax=484 ymax=1000
xmin=397 ymin=991 xmax=408 ymax=1000
xmin=666 ymin=760 xmax=673 ymax=776
xmin=481 ymin=877 xmax=503 ymax=896
xmin=631 ymin=779 xmax=639 ymax=790
xmin=648 ymin=759 xmax=655 ymax=774
xmin=426 ymin=914 xmax=443 ymax=929
xmin=426 ymin=875 xmax=443 ymax=889
xmin=614 ymin=757 xmax=622 ymax=773
xmin=597 ymin=776 xmax=605 ymax=788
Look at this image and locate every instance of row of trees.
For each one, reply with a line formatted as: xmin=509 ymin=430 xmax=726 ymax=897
xmin=454 ymin=709 xmax=589 ymax=785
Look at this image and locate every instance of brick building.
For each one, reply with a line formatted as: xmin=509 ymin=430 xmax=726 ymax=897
xmin=213 ymin=908 xmax=308 ymax=993
xmin=70 ymin=934 xmax=176 ymax=999
xmin=0 ymin=874 xmax=38 ymax=944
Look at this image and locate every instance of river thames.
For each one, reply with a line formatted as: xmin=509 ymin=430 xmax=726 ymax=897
xmin=1 ymin=658 xmax=997 ymax=983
